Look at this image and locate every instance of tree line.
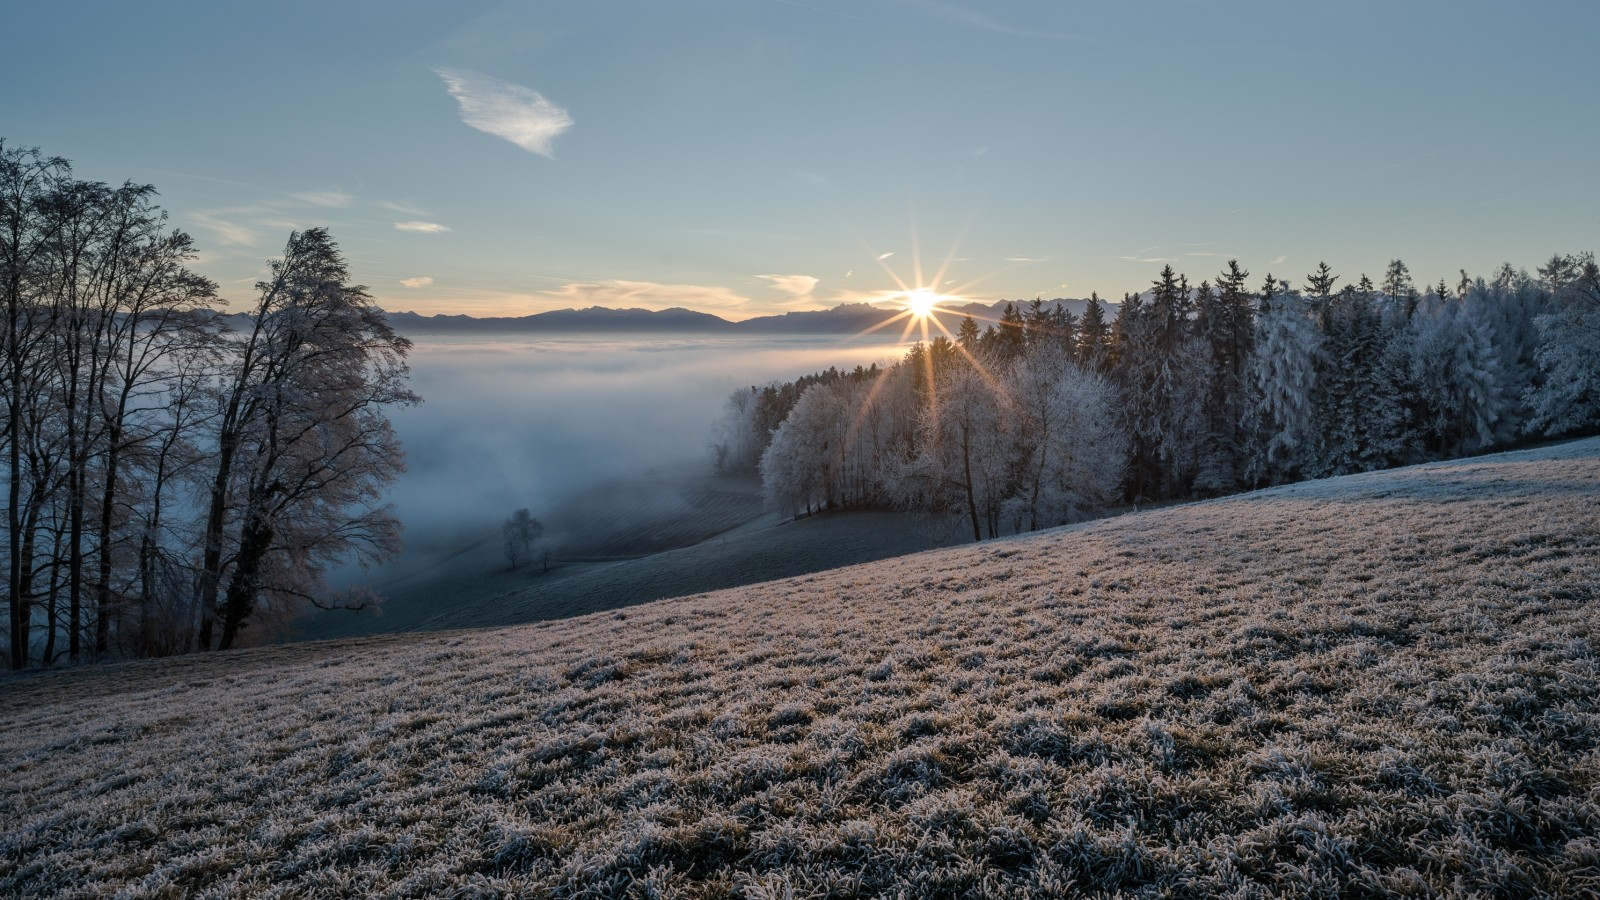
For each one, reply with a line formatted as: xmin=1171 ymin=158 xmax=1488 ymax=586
xmin=716 ymin=254 xmax=1599 ymax=541
xmin=1 ymin=141 xmax=416 ymax=667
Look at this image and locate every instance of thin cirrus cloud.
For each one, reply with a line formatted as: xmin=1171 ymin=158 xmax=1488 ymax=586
xmin=394 ymin=221 xmax=452 ymax=234
xmin=542 ymin=280 xmax=754 ymax=314
xmin=400 ymin=276 xmax=434 ymax=288
xmin=378 ymin=201 xmax=428 ymax=216
xmin=289 ymin=189 xmax=353 ymax=208
xmin=435 ymin=67 xmax=573 ymax=158
xmin=1116 ymin=245 xmax=1173 ymax=264
xmin=757 ymin=274 xmax=820 ymax=298
xmin=190 ymin=211 xmax=259 ymax=247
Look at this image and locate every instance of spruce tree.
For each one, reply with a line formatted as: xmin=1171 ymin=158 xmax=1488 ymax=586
xmin=1245 ymin=285 xmax=1321 ymax=485
xmin=1117 ymin=267 xmax=1206 ymax=500
xmin=1047 ymin=300 xmax=1077 ymax=355
xmin=956 ymin=314 xmax=980 ymax=352
xmin=1078 ymin=292 xmax=1109 ymax=369
xmin=1312 ymin=278 xmax=1405 ymax=475
xmin=995 ymin=302 xmax=1026 ymax=361
xmin=1023 ymin=298 xmax=1047 ymax=350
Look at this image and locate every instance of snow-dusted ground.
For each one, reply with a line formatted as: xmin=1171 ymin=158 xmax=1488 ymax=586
xmin=4 ymin=439 xmax=1599 ymax=896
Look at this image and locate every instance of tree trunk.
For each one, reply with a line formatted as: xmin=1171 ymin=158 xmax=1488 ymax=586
xmin=1028 ymin=417 xmax=1050 ymax=532
xmin=67 ymin=464 xmax=84 ymax=661
xmin=961 ymin=427 xmax=980 ymax=543
xmin=7 ymin=428 xmax=25 ymax=669
xmin=10 ymin=511 xmax=40 ymax=669
xmin=41 ymin=546 xmax=61 ymax=666
xmin=94 ymin=429 xmax=121 ymax=655
xmin=194 ymin=430 xmax=239 ymax=651
xmin=138 ymin=532 xmax=157 ymax=656
xmin=217 ymin=514 xmax=272 ymax=651
xmin=6 ymin=326 xmax=26 ymax=667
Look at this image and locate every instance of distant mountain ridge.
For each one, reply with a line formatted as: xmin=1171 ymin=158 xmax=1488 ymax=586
xmin=380 ymin=298 xmax=1103 ymax=336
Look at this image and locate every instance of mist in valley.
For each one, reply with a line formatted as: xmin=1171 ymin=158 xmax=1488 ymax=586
xmin=333 ymin=333 xmax=915 ymax=590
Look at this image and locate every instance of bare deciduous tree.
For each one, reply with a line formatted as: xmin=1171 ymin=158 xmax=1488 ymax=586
xmin=503 ymin=508 xmax=544 ymax=571
xmin=195 ymin=228 xmax=417 ymax=651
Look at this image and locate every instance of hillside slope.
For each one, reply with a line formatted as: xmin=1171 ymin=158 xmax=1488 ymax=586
xmin=3 ymin=440 xmax=1599 ymax=897
xmin=300 ymin=483 xmax=954 ymax=642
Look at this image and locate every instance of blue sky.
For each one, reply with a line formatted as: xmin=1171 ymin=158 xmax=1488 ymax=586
xmin=6 ymin=1 xmax=1597 ymax=318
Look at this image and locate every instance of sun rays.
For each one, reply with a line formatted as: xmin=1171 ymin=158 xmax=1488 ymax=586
xmin=901 ymin=287 xmax=944 ymax=319
xmin=833 ymin=230 xmax=1027 ymax=457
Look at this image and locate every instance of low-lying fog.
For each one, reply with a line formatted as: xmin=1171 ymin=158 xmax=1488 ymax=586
xmin=337 ymin=332 xmax=913 ymax=584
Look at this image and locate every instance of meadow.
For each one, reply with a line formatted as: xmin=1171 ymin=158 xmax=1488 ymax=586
xmin=3 ymin=439 xmax=1597 ymax=897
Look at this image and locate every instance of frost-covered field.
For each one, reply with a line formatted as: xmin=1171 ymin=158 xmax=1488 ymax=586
xmin=4 ymin=440 xmax=1599 ymax=897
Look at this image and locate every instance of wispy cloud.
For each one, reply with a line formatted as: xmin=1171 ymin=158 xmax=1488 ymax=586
xmin=1112 ymin=244 xmax=1173 ymax=264
xmin=435 ymin=67 xmax=573 ymax=158
xmin=190 ymin=211 xmax=260 ymax=247
xmin=1185 ymin=251 xmax=1235 ymax=258
xmin=758 ymin=274 xmax=820 ymax=299
xmin=542 ymin=280 xmax=754 ymax=313
xmin=1270 ymin=255 xmax=1288 ymax=265
xmin=898 ymin=0 xmax=1087 ymax=41
xmin=877 ymin=252 xmax=895 ymax=260
xmin=792 ymin=170 xmax=827 ymax=186
xmin=379 ymin=200 xmax=428 ymax=216
xmin=394 ymin=221 xmax=452 ymax=234
xmin=400 ymin=276 xmax=435 ymax=288
xmin=290 ymin=189 xmax=354 ymax=208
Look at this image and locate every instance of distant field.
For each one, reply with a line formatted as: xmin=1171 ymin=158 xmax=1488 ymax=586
xmin=299 ymin=476 xmax=958 ymax=642
xmin=4 ymin=440 xmax=1599 ymax=897
xmin=544 ymin=478 xmax=765 ymax=560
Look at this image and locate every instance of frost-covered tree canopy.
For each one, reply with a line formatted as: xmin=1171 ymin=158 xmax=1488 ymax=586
xmin=733 ymin=253 xmax=1599 ymax=534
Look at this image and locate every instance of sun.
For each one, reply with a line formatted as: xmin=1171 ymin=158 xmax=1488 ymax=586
xmin=901 ymin=287 xmax=949 ymax=319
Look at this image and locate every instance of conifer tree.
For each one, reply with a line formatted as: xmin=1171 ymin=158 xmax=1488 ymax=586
xmin=1192 ymin=261 xmax=1257 ymax=492
xmin=1245 ymin=285 xmax=1322 ymax=485
xmin=956 ymin=314 xmax=980 ymax=352
xmin=995 ymin=302 xmax=1026 ymax=361
xmin=1077 ymin=293 xmax=1109 ymax=369
xmin=1306 ymin=262 xmax=1338 ymax=298
xmin=1022 ymin=298 xmax=1047 ymax=350
xmin=1046 ymin=301 xmax=1078 ymax=355
xmin=1526 ymin=253 xmax=1600 ymax=435
xmin=1312 ymin=278 xmax=1406 ymax=475
xmin=1117 ymin=267 xmax=1206 ymax=500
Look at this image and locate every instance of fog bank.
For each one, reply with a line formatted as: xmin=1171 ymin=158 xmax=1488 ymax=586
xmin=373 ymin=333 xmax=913 ymax=559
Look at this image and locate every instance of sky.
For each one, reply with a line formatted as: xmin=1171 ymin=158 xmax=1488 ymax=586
xmin=5 ymin=0 xmax=1597 ymax=319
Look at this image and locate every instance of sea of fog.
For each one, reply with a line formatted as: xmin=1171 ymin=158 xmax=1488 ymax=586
xmin=372 ymin=332 xmax=915 ymax=557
